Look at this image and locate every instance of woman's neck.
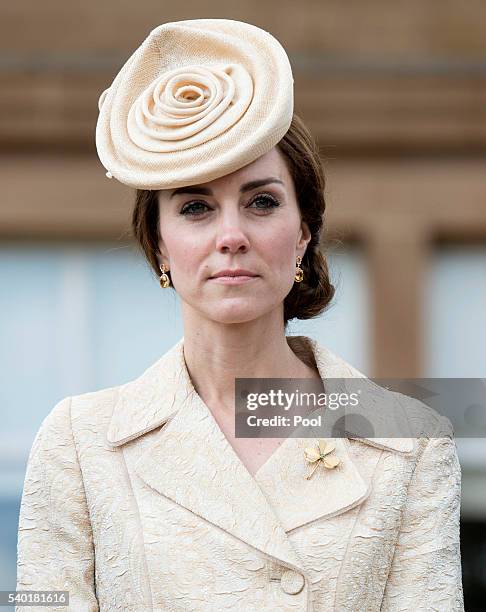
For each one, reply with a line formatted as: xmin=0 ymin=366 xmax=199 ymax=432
xmin=182 ymin=325 xmax=320 ymax=418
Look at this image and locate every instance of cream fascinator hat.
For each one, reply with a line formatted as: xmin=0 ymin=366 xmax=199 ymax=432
xmin=95 ymin=18 xmax=294 ymax=190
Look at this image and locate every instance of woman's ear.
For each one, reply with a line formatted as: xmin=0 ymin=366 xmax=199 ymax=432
xmin=298 ymin=221 xmax=312 ymax=251
xmin=156 ymin=239 xmax=169 ymax=269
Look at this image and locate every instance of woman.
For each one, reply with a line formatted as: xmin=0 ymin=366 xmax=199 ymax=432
xmin=16 ymin=19 xmax=464 ymax=611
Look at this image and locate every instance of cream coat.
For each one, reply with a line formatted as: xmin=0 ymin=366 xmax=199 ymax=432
xmin=16 ymin=335 xmax=465 ymax=611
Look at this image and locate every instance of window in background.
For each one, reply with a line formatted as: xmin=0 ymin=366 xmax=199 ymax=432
xmin=425 ymin=245 xmax=486 ymax=378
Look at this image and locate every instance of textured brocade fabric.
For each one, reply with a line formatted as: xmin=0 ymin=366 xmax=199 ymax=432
xmin=379 ymin=424 xmax=465 ymax=611
xmin=16 ymin=336 xmax=465 ymax=611
xmin=16 ymin=397 xmax=99 ymax=612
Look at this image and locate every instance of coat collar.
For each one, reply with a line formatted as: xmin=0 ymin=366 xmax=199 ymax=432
xmin=106 ymin=335 xmax=415 ymax=453
xmin=105 ymin=335 xmax=416 ymax=574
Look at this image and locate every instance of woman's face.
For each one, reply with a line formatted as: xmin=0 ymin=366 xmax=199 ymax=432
xmin=156 ymin=146 xmax=311 ymax=325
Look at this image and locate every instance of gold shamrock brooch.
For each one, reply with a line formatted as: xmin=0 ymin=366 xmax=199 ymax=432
xmin=304 ymin=439 xmax=341 ymax=480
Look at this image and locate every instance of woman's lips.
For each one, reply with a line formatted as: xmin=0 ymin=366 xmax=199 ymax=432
xmin=208 ymin=275 xmax=259 ymax=284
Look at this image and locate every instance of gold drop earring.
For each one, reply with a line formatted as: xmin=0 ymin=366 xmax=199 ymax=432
xmin=159 ymin=264 xmax=171 ymax=288
xmin=294 ymin=256 xmax=304 ymax=282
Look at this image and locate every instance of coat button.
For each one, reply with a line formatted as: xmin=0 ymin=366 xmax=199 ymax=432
xmin=280 ymin=569 xmax=305 ymax=595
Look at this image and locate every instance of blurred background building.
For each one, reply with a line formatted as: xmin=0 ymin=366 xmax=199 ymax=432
xmin=1 ymin=1 xmax=485 ymax=609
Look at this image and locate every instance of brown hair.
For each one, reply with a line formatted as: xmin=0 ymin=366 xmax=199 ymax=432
xmin=131 ymin=112 xmax=336 ymax=328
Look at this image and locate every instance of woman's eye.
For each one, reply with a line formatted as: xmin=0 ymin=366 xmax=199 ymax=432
xmin=248 ymin=194 xmax=280 ymax=212
xmin=180 ymin=201 xmax=210 ymax=216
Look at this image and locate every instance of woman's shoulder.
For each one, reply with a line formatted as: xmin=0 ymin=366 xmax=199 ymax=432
xmin=28 ymin=385 xmax=121 ymax=459
xmin=297 ymin=334 xmax=457 ymax=461
xmin=67 ymin=339 xmax=186 ymax=426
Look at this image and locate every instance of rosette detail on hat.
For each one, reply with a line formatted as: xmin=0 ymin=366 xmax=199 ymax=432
xmin=95 ymin=19 xmax=294 ymax=190
xmin=126 ymin=63 xmax=253 ymax=153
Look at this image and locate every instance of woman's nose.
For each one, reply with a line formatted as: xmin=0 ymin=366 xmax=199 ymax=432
xmin=214 ymin=212 xmax=251 ymax=253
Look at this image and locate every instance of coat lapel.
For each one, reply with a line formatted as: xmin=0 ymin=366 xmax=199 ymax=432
xmin=131 ymin=386 xmax=304 ymax=569
xmin=105 ymin=335 xmax=416 ymax=571
xmin=106 ymin=337 xmax=303 ymax=569
xmin=254 ymin=336 xmax=416 ymax=533
xmin=308 ymin=337 xmax=417 ymax=454
xmin=253 ymin=435 xmax=371 ymax=533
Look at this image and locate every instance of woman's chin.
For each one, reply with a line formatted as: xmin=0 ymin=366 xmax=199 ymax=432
xmin=205 ymin=302 xmax=266 ymax=325
xmin=210 ymin=313 xmax=261 ymax=325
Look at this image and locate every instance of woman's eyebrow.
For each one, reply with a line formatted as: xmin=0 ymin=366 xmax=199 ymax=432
xmin=169 ymin=177 xmax=284 ymax=199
